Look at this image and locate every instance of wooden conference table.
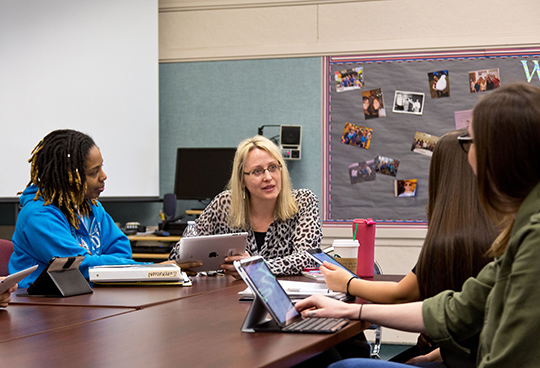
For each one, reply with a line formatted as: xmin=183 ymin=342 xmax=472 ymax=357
xmin=0 ymin=275 xmax=397 ymax=368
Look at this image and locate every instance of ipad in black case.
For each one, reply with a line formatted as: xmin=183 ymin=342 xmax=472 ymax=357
xmin=234 ymin=255 xmax=349 ymax=333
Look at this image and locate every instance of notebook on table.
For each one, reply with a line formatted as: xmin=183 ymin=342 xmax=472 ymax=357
xmin=234 ymin=255 xmax=349 ymax=333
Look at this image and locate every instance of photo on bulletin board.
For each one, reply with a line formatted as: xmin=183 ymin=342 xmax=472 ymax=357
xmin=362 ymin=88 xmax=386 ymax=119
xmin=341 ymin=122 xmax=373 ymax=149
xmin=392 ymin=91 xmax=425 ymax=115
xmin=395 ymin=179 xmax=418 ymax=197
xmin=348 ymin=160 xmax=376 ymax=184
xmin=335 ymin=67 xmax=364 ymax=92
xmin=469 ymin=68 xmax=501 ymax=93
xmin=428 ymin=70 xmax=450 ymax=98
xmin=323 ymin=47 xmax=540 ymax=223
xmin=374 ymin=155 xmax=399 ymax=177
xmin=454 ymin=110 xmax=472 ymax=130
xmin=411 ymin=131 xmax=439 ymax=157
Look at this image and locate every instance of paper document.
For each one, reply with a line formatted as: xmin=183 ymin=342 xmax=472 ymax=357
xmin=239 ymin=280 xmax=348 ymax=300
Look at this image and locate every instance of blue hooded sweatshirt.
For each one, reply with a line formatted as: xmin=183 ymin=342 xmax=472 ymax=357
xmin=9 ymin=185 xmax=139 ymax=288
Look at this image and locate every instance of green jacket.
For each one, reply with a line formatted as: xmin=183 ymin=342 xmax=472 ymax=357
xmin=423 ymin=181 xmax=540 ymax=367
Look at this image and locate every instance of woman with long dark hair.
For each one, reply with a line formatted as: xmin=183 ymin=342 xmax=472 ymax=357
xmin=297 ymin=83 xmax=540 ymax=368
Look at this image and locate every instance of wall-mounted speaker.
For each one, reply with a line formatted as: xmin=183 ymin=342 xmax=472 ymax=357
xmin=280 ymin=125 xmax=302 ymax=160
xmin=162 ymin=193 xmax=177 ymax=221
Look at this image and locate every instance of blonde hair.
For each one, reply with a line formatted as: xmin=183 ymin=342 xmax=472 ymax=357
xmin=227 ymin=135 xmax=298 ymax=229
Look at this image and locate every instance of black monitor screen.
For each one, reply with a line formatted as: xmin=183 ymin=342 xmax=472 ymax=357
xmin=174 ymin=148 xmax=236 ymax=201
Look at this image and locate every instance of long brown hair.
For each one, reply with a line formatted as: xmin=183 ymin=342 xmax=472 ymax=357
xmin=416 ymin=129 xmax=499 ymax=299
xmin=472 ymin=83 xmax=540 ymax=257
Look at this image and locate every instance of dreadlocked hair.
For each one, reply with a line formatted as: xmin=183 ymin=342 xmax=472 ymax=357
xmin=27 ymin=129 xmax=97 ymax=229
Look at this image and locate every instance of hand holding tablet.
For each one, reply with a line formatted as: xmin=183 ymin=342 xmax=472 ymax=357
xmin=0 ymin=265 xmax=38 ymax=307
xmin=0 ymin=265 xmax=39 ymax=294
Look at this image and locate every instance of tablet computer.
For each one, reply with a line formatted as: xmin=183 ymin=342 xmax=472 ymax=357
xmin=27 ymin=256 xmax=93 ymax=297
xmin=0 ymin=265 xmax=39 ymax=294
xmin=234 ymin=255 xmax=349 ymax=333
xmin=306 ymin=248 xmax=358 ymax=278
xmin=177 ymin=232 xmax=248 ymax=272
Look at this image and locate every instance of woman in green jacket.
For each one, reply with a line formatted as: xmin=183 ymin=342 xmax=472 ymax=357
xmin=295 ymin=83 xmax=540 ymax=368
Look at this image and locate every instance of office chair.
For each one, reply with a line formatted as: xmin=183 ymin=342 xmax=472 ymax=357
xmin=368 ymin=259 xmax=383 ymax=359
xmin=0 ymin=239 xmax=14 ymax=276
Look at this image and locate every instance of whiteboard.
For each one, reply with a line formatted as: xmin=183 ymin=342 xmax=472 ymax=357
xmin=0 ymin=0 xmax=159 ymax=198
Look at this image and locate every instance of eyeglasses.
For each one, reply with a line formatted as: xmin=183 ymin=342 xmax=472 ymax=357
xmin=244 ymin=164 xmax=282 ymax=177
xmin=458 ymin=134 xmax=474 ymax=153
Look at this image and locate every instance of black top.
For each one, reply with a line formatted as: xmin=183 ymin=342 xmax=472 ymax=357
xmin=254 ymin=231 xmax=266 ymax=252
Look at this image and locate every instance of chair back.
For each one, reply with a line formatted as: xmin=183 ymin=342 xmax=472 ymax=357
xmin=0 ymin=239 xmax=14 ymax=276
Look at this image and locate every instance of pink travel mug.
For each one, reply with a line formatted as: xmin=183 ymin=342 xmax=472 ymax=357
xmin=352 ymin=218 xmax=376 ymax=277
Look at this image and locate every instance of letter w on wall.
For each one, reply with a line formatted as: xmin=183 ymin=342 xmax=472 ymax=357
xmin=521 ymin=60 xmax=540 ymax=82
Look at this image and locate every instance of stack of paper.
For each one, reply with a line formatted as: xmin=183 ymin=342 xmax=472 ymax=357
xmin=239 ymin=280 xmax=349 ymax=301
xmin=89 ymin=264 xmax=191 ymax=286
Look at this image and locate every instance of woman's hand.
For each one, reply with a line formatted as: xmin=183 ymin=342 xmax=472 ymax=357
xmin=0 ymin=279 xmax=18 ymax=308
xmin=160 ymin=260 xmax=202 ymax=276
xmin=222 ymin=252 xmax=250 ymax=280
xmin=294 ymin=294 xmax=359 ymax=320
xmin=406 ymin=348 xmax=443 ymax=364
xmin=320 ymin=261 xmax=354 ymax=293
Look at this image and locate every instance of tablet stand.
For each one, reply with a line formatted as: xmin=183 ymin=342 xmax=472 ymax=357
xmin=241 ymin=294 xmax=280 ymax=333
xmin=27 ymin=256 xmax=93 ymax=297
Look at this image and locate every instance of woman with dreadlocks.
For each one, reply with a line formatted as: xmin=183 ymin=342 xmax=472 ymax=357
xmin=9 ymin=129 xmax=195 ymax=288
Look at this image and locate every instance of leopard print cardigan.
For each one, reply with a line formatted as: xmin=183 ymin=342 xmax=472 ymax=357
xmin=169 ymin=188 xmax=322 ymax=275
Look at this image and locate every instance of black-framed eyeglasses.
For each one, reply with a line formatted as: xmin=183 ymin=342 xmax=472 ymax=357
xmin=458 ymin=134 xmax=474 ymax=153
xmin=243 ymin=163 xmax=282 ymax=177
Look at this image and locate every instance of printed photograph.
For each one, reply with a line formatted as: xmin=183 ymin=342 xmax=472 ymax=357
xmin=374 ymin=155 xmax=399 ymax=177
xmin=411 ymin=131 xmax=440 ymax=157
xmin=454 ymin=109 xmax=472 ymax=130
xmin=392 ymin=91 xmax=425 ymax=115
xmin=348 ymin=160 xmax=376 ymax=184
xmin=362 ymin=88 xmax=386 ymax=119
xmin=469 ymin=69 xmax=500 ymax=93
xmin=341 ymin=122 xmax=373 ymax=149
xmin=335 ymin=67 xmax=364 ymax=93
xmin=428 ymin=70 xmax=450 ymax=98
xmin=395 ymin=179 xmax=418 ymax=197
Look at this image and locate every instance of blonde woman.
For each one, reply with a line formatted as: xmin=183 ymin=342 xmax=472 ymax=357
xmin=169 ymin=135 xmax=322 ymax=278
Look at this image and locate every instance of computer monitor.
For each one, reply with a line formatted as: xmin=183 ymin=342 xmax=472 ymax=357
xmin=173 ymin=148 xmax=236 ymax=201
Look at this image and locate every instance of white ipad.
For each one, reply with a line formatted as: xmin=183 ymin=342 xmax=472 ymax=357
xmin=0 ymin=265 xmax=39 ymax=294
xmin=177 ymin=232 xmax=248 ymax=272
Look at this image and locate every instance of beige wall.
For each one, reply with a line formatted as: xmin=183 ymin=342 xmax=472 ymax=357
xmin=156 ymin=0 xmax=540 ymax=344
xmin=159 ymin=0 xmax=540 ymax=62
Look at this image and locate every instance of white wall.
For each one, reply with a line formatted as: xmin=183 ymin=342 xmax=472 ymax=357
xmin=0 ymin=0 xmax=159 ymax=198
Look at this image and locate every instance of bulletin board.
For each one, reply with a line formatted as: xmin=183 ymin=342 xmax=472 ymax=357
xmin=322 ymin=47 xmax=540 ymax=224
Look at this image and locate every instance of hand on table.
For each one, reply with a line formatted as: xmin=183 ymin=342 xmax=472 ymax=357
xmin=160 ymin=260 xmax=203 ymax=276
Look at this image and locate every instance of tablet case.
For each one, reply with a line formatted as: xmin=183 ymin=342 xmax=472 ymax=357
xmin=27 ymin=256 xmax=93 ymax=297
